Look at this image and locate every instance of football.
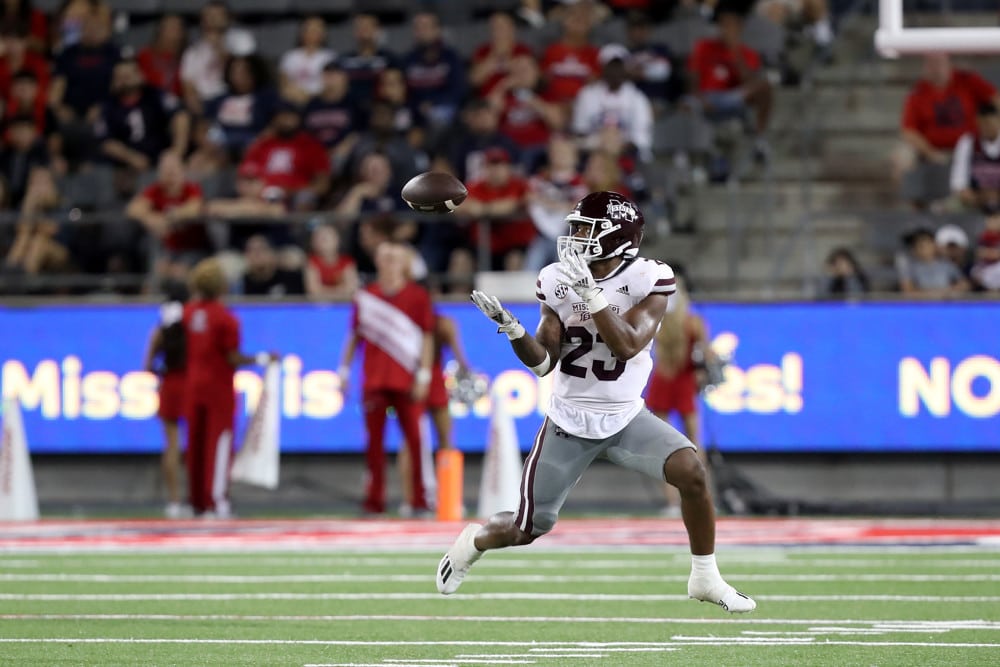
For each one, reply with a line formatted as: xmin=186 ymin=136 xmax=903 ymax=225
xmin=401 ymin=171 xmax=468 ymax=214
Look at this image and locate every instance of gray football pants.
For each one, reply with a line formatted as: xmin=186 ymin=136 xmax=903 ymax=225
xmin=513 ymin=408 xmax=696 ymax=537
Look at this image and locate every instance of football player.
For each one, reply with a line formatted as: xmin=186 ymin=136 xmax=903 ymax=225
xmin=436 ymin=191 xmax=755 ymax=613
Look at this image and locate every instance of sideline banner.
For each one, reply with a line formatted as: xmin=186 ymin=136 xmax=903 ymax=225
xmin=0 ymin=302 xmax=997 ymax=453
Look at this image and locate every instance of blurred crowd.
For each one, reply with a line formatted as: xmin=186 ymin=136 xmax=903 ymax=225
xmin=0 ymin=0 xmax=838 ymax=298
xmin=831 ymin=51 xmax=1000 ymax=298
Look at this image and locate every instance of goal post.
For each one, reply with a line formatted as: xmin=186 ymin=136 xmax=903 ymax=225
xmin=875 ymin=0 xmax=1000 ymax=57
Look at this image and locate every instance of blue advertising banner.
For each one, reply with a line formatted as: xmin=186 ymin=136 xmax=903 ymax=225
xmin=1 ymin=302 xmax=997 ymax=453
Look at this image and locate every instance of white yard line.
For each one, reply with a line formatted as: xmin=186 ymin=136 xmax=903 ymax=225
xmin=5 ymin=614 xmax=999 ymax=628
xmin=4 ymin=614 xmax=1000 ymax=629
xmin=2 ymin=572 xmax=999 ymax=583
xmin=0 ymin=638 xmax=998 ymax=649
xmin=2 ymin=592 xmax=1000 ymax=602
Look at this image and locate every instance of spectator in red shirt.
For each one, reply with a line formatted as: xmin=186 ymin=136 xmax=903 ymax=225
xmin=689 ymin=6 xmax=773 ymax=160
xmin=539 ymin=2 xmax=599 ymax=105
xmin=183 ymin=258 xmax=277 ymax=518
xmin=137 ymin=14 xmax=186 ymax=98
xmin=488 ymin=53 xmax=565 ymax=169
xmin=458 ymin=146 xmax=535 ymax=272
xmin=305 ymin=223 xmax=358 ymax=300
xmin=470 ymin=11 xmax=535 ymax=98
xmin=894 ymin=53 xmax=1000 ymax=182
xmin=126 ymin=151 xmax=209 ymax=286
xmin=236 ymin=102 xmax=330 ymax=211
xmin=0 ymin=0 xmax=48 ymax=54
xmin=338 ymin=240 xmax=435 ymax=516
xmin=0 ymin=24 xmax=49 ymax=101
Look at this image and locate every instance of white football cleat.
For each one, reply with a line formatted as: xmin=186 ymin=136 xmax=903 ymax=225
xmin=688 ymin=576 xmax=757 ymax=613
xmin=436 ymin=523 xmax=483 ymax=595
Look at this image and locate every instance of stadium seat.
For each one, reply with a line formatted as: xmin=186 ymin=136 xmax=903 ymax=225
xmin=655 ymin=17 xmax=715 ymax=58
xmin=228 ymin=0 xmax=291 ymax=15
xmin=198 ymin=169 xmax=239 ymax=200
xmin=901 ymin=163 xmax=952 ymax=206
xmin=119 ymin=22 xmax=157 ymax=52
xmin=253 ymin=21 xmax=301 ymax=61
xmin=157 ymin=0 xmax=208 ymax=15
xmin=290 ymin=0 xmax=354 ymax=14
xmin=362 ymin=0 xmax=413 ymax=18
xmin=107 ymin=0 xmax=162 ymax=15
xmin=741 ymin=14 xmax=785 ymax=66
xmin=521 ymin=24 xmax=560 ymax=55
xmin=382 ymin=24 xmax=414 ymax=55
xmin=61 ymin=168 xmax=119 ymax=213
xmin=593 ymin=17 xmax=627 ymax=46
xmin=654 ymin=111 xmax=714 ymax=155
xmin=326 ymin=21 xmax=354 ymax=53
xmin=446 ymin=22 xmax=491 ymax=61
xmin=32 ymin=0 xmax=62 ymax=13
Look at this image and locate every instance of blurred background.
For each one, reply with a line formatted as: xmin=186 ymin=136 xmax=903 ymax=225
xmin=1 ymin=0 xmax=998 ymax=519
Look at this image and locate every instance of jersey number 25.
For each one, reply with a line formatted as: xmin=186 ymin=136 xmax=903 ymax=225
xmin=559 ymin=326 xmax=626 ymax=381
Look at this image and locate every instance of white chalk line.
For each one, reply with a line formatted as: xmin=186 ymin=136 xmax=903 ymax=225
xmin=2 ymin=592 xmax=1000 ymax=602
xmin=5 ymin=614 xmax=999 ymax=629
xmin=0 ymin=638 xmax=997 ymax=649
xmin=2 ymin=572 xmax=998 ymax=584
xmin=0 ymin=544 xmax=1000 ymax=558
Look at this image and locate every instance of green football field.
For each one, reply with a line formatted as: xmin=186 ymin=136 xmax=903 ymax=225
xmin=2 ymin=545 xmax=999 ymax=666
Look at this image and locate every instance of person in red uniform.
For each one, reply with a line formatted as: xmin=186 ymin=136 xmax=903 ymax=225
xmin=143 ymin=285 xmax=189 ymax=519
xmin=397 ymin=311 xmax=472 ymax=516
xmin=644 ymin=282 xmax=717 ymax=517
xmin=183 ymin=258 xmax=277 ymax=518
xmin=338 ymin=241 xmax=435 ymax=516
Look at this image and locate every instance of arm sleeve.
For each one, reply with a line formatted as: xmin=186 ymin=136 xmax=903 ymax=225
xmin=951 ymin=133 xmax=973 ymax=192
xmin=650 ymin=262 xmax=677 ymax=295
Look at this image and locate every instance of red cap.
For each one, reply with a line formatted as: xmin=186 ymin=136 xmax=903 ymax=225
xmin=484 ymin=147 xmax=511 ymax=164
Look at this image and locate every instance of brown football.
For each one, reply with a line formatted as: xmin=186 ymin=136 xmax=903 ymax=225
xmin=401 ymin=171 xmax=468 ymax=214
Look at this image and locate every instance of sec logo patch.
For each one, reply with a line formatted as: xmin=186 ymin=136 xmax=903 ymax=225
xmin=554 ymin=283 xmax=569 ymax=299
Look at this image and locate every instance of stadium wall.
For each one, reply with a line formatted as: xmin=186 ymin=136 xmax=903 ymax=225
xmin=3 ymin=301 xmax=998 ymax=514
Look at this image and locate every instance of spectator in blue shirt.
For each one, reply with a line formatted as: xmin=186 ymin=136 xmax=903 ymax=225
xmin=336 ymin=13 xmax=398 ymax=112
xmin=403 ymin=12 xmax=466 ymax=128
xmin=50 ymin=7 xmax=120 ymax=124
xmin=205 ymin=55 xmax=278 ymax=159
xmin=624 ymin=11 xmax=684 ymax=110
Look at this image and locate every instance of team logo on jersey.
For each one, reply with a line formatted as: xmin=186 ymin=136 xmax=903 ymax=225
xmin=616 ymin=285 xmax=630 ymax=295
xmin=554 ymin=283 xmax=569 ymax=299
xmin=607 ymin=200 xmax=638 ymax=221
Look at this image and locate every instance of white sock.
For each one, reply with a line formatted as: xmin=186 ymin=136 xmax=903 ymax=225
xmin=812 ymin=19 xmax=833 ymax=46
xmin=691 ymin=553 xmax=721 ymax=579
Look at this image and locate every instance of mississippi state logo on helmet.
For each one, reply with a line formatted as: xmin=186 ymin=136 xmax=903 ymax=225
xmin=556 ymin=191 xmax=645 ymax=263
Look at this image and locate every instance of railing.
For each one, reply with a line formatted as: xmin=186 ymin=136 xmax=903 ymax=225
xmin=0 ymin=207 xmax=522 ymax=296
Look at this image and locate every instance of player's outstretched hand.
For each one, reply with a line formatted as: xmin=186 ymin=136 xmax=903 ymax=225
xmin=470 ymin=290 xmax=525 ymax=340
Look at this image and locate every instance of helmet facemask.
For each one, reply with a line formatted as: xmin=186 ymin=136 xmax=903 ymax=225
xmin=557 ymin=213 xmax=634 ymax=264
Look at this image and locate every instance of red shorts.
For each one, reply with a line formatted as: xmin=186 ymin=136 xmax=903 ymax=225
xmin=645 ymin=369 xmax=697 ymax=417
xmin=158 ymin=371 xmax=186 ymax=422
xmin=425 ymin=366 xmax=448 ymax=410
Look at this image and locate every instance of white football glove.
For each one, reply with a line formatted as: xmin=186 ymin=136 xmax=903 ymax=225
xmin=471 ymin=290 xmax=526 ymax=340
xmin=556 ymin=246 xmax=608 ymax=313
